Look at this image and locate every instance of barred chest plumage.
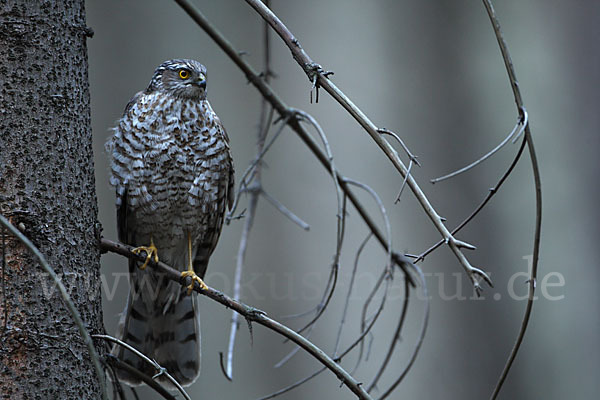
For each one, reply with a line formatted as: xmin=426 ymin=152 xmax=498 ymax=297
xmin=108 ymin=91 xmax=232 ymax=255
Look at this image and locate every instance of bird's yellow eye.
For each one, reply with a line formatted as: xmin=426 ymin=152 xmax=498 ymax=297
xmin=179 ymin=69 xmax=190 ymax=79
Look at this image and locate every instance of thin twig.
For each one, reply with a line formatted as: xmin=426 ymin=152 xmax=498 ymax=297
xmin=356 ymin=269 xmax=387 ymax=372
xmin=100 ymin=237 xmax=374 ymax=400
xmin=256 ymin=367 xmax=324 ymax=400
xmin=482 ymin=1 xmax=542 ymax=398
xmin=130 ymin=387 xmax=141 ymax=400
xmin=274 ymin=324 xmax=316 ymax=368
xmin=367 ymin=277 xmax=410 ymax=392
xmin=291 ymin=248 xmax=339 ymax=337
xmin=106 ymin=357 xmax=127 ymax=400
xmin=106 ymin=356 xmax=176 ymax=400
xmin=395 ymin=158 xmax=414 ymax=203
xmin=259 ymin=266 xmax=393 ymax=400
xmin=415 ymin=137 xmax=527 ymax=263
xmin=227 ymin=108 xmax=282 ymax=221
xmin=377 ymin=128 xmax=421 ymax=167
xmin=430 ymin=111 xmax=527 ymax=183
xmin=225 ymin=125 xmax=269 ymax=380
xmin=93 ymin=334 xmax=190 ymax=400
xmin=342 ymin=178 xmax=393 ymax=273
xmin=377 ymin=263 xmax=429 ymax=399
xmin=334 ymin=233 xmax=373 ymax=356
xmin=281 ymin=110 xmax=346 ymax=337
xmin=0 ymin=214 xmax=108 ymax=400
xmin=261 ymin=190 xmax=310 ymax=231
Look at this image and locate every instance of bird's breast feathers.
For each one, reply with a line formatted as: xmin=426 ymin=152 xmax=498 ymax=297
xmin=108 ymin=92 xmax=231 ymax=215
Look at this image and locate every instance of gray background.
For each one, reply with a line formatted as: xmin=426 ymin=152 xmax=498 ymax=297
xmin=87 ymin=1 xmax=599 ymax=399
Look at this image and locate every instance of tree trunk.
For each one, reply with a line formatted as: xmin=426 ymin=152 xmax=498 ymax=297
xmin=0 ymin=0 xmax=104 ymax=398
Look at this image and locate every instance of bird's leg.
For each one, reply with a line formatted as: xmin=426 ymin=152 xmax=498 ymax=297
xmin=180 ymin=232 xmax=207 ymax=295
xmin=131 ymin=237 xmax=159 ymax=270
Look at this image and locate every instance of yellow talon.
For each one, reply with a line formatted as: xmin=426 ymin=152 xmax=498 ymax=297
xmin=181 ymin=270 xmax=208 ymax=295
xmin=132 ymin=238 xmax=158 ymax=270
xmin=180 ymin=231 xmax=206 ymax=295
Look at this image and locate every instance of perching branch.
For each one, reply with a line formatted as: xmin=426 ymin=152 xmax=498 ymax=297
xmin=0 ymin=214 xmax=108 ymax=400
xmin=482 ymin=1 xmax=542 ymax=398
xmin=243 ymin=0 xmax=491 ymax=292
xmin=99 ymin=237 xmax=374 ymax=400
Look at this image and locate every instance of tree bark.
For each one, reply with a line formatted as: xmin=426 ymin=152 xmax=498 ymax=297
xmin=0 ymin=0 xmax=104 ymax=398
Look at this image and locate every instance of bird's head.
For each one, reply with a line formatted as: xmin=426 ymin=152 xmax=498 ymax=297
xmin=148 ymin=59 xmax=208 ymax=100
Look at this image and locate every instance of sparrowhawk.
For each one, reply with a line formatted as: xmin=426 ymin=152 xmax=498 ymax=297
xmin=106 ymin=59 xmax=234 ymax=386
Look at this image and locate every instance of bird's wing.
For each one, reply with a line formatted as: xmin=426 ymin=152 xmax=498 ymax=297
xmin=191 ymin=115 xmax=234 ymax=278
xmin=221 ymin=123 xmax=235 ymax=211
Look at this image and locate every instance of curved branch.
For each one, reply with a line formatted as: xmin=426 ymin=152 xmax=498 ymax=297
xmin=367 ymin=278 xmax=409 ymax=392
xmin=99 ymin=237 xmax=373 ymax=400
xmin=482 ymin=1 xmax=542 ymax=398
xmin=92 ymin=334 xmax=190 ymax=400
xmin=105 ymin=356 xmax=176 ymax=400
xmin=377 ymin=263 xmax=429 ymax=399
xmin=0 ymin=214 xmax=108 ymax=400
xmin=415 ymin=137 xmax=527 ymax=263
xmin=431 ymin=111 xmax=527 ymax=184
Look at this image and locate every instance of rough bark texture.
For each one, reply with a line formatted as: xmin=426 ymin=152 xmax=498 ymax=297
xmin=0 ymin=0 xmax=104 ymax=398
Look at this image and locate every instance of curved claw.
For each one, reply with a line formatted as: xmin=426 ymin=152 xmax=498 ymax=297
xmin=181 ymin=270 xmax=207 ymax=295
xmin=132 ymin=243 xmax=159 ymax=270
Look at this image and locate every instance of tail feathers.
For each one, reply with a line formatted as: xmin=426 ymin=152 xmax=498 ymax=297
xmin=113 ymin=280 xmax=201 ymax=387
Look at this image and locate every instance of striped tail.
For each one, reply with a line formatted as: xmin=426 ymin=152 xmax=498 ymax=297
xmin=113 ymin=274 xmax=201 ymax=387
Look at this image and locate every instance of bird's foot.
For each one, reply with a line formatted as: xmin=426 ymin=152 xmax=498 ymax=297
xmin=132 ymin=243 xmax=158 ymax=270
xmin=181 ymin=270 xmax=207 ymax=295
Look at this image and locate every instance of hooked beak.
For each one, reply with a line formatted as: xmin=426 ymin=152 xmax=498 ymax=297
xmin=195 ymin=78 xmax=206 ymax=90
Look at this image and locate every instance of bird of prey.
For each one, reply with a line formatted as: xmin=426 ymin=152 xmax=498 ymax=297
xmin=106 ymin=59 xmax=234 ymax=386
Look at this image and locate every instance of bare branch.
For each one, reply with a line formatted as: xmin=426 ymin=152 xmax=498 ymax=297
xmin=394 ymin=158 xmax=415 ymax=204
xmin=265 ymin=109 xmax=348 ymax=343
xmin=377 ymin=128 xmax=421 ymax=167
xmin=106 ymin=356 xmax=176 ymax=400
xmin=226 ymin=108 xmax=281 ymax=221
xmin=341 ymin=178 xmax=393 ymax=273
xmin=334 ymin=233 xmax=373 ymax=356
xmin=256 ymin=367 xmax=324 ymax=400
xmin=92 ymin=334 xmax=190 ymax=400
xmin=482 ymin=1 xmax=542 ymax=398
xmin=0 ymin=214 xmax=108 ymax=400
xmin=261 ymin=190 xmax=310 ymax=231
xmin=377 ymin=263 xmax=430 ymax=399
xmin=244 ymin=0 xmax=491 ymax=291
xmin=357 ymin=269 xmax=387 ymax=370
xmin=99 ymin=237 xmax=374 ymax=400
xmin=430 ymin=111 xmax=527 ymax=183
xmin=261 ymin=265 xmax=393 ymax=399
xmin=367 ymin=277 xmax=409 ymax=392
xmin=225 ymin=2 xmax=275 ymax=378
xmin=415 ymin=138 xmax=527 ymax=263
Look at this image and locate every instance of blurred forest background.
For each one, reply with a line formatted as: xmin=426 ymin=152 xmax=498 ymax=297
xmin=87 ymin=1 xmax=599 ymax=399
